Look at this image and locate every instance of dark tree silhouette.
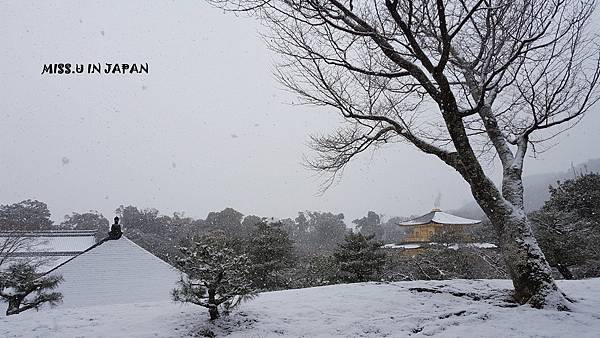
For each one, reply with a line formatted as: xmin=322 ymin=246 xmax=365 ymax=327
xmin=0 ymin=200 xmax=53 ymax=230
xmin=530 ymin=173 xmax=600 ymax=279
xmin=246 ymin=221 xmax=295 ymax=290
xmin=353 ymin=211 xmax=384 ymax=240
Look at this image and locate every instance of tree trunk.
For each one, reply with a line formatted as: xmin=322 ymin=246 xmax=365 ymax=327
xmin=207 ymin=288 xmax=220 ymax=320
xmin=471 ymin=172 xmax=570 ymax=310
xmin=494 ymin=210 xmax=568 ymax=309
xmin=208 ymin=305 xmax=220 ymax=320
xmin=556 ymin=264 xmax=575 ymax=280
xmin=6 ymin=298 xmax=21 ymax=316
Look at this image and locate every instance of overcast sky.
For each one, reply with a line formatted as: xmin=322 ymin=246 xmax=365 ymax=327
xmin=1 ymin=1 xmax=599 ymax=224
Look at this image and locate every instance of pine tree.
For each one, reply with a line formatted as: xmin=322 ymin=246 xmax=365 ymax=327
xmin=0 ymin=263 xmax=62 ymax=316
xmin=172 ymin=231 xmax=256 ymax=320
xmin=333 ymin=232 xmax=386 ymax=283
xmin=246 ymin=221 xmax=295 ymax=290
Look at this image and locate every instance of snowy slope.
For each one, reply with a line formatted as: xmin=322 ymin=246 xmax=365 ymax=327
xmin=2 ymin=278 xmax=600 ymax=337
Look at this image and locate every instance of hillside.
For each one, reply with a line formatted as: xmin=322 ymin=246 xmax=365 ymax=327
xmin=452 ymin=158 xmax=600 ymax=219
xmin=2 ymin=278 xmax=599 ymax=337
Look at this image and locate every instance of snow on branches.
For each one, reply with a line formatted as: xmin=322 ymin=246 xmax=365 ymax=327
xmin=0 ymin=263 xmax=62 ymax=316
xmin=172 ymin=231 xmax=256 ymax=320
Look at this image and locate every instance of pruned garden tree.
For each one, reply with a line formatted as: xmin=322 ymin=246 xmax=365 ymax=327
xmin=173 ymin=231 xmax=256 ymax=320
xmin=334 ymin=232 xmax=386 ymax=282
xmin=211 ymin=0 xmax=600 ymax=309
xmin=0 ymin=263 xmax=63 ymax=316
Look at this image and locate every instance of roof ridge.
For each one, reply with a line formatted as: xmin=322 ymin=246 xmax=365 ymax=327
xmin=121 ymin=237 xmax=180 ymax=272
xmin=0 ymin=230 xmax=98 ymax=237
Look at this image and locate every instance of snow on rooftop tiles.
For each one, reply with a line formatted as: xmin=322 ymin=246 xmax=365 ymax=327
xmin=15 ymin=235 xmax=96 ymax=253
xmin=47 ymin=237 xmax=181 ymax=308
xmin=382 ymin=243 xmax=422 ymax=249
xmin=1 ymin=231 xmax=98 ymax=273
xmin=0 ymin=231 xmax=97 ymax=253
xmin=399 ymin=209 xmax=481 ymax=226
xmin=382 ymin=242 xmax=497 ymax=250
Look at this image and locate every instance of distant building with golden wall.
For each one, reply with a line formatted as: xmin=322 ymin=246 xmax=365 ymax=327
xmin=398 ymin=208 xmax=480 ymax=243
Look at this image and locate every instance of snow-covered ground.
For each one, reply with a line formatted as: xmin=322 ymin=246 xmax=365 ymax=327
xmin=2 ymin=278 xmax=599 ymax=338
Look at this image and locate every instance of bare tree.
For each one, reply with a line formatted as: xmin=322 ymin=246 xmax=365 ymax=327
xmin=211 ymin=0 xmax=600 ymax=309
xmin=1 ymin=231 xmax=51 ymax=272
xmin=1 ymin=232 xmax=34 ymax=268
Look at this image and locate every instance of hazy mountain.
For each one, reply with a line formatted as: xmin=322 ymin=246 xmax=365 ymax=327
xmin=451 ymin=158 xmax=600 ymax=220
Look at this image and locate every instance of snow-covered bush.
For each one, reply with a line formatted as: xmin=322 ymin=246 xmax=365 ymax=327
xmin=0 ymin=263 xmax=62 ymax=316
xmin=172 ymin=231 xmax=256 ymax=320
xmin=381 ymin=247 xmax=507 ymax=282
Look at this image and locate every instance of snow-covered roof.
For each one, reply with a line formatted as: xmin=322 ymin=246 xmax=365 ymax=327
xmin=446 ymin=243 xmax=498 ymax=250
xmin=399 ymin=209 xmax=481 ymax=226
xmin=0 ymin=230 xmax=97 ymax=254
xmin=382 ymin=243 xmax=422 ymax=250
xmin=46 ymin=237 xmax=180 ymax=308
xmin=382 ymin=242 xmax=497 ymax=250
xmin=0 ymin=230 xmax=98 ymax=273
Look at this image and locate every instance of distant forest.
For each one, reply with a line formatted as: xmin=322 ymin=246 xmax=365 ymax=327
xmin=2 ymin=166 xmax=599 ymax=291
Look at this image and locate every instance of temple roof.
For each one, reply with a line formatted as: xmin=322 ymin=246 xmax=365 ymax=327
xmin=0 ymin=230 xmax=97 ymax=254
xmin=3 ymin=230 xmax=180 ymax=308
xmin=399 ymin=209 xmax=481 ymax=226
xmin=0 ymin=230 xmax=97 ymax=272
xmin=46 ymin=237 xmax=180 ymax=307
